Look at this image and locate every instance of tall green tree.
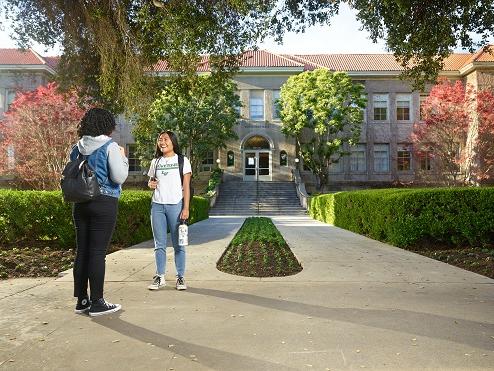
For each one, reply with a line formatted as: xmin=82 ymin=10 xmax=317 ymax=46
xmin=139 ymin=74 xmax=240 ymax=176
xmin=350 ymin=0 xmax=494 ymax=89
xmin=279 ymin=69 xmax=365 ymax=190
xmin=4 ymin=1 xmax=492 ymax=109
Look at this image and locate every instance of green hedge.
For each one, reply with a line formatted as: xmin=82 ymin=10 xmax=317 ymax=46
xmin=309 ymin=187 xmax=494 ymax=248
xmin=0 ymin=190 xmax=209 ymax=248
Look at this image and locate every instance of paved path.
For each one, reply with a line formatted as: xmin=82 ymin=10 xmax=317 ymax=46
xmin=0 ymin=215 xmax=493 ymax=370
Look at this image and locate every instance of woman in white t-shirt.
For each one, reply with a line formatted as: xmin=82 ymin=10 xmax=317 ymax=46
xmin=147 ymin=131 xmax=192 ymax=291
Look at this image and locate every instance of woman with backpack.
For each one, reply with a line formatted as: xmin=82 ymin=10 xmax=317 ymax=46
xmin=147 ymin=130 xmax=192 ymax=291
xmin=71 ymin=108 xmax=129 ymax=316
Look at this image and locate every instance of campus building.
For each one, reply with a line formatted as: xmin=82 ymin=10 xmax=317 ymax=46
xmin=1 ymin=47 xmax=493 ymax=190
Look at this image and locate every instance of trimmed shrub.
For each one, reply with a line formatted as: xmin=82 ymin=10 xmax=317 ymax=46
xmin=309 ymin=187 xmax=494 ymax=247
xmin=0 ymin=190 xmax=209 ymax=248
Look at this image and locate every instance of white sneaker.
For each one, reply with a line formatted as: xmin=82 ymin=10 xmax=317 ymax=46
xmin=148 ymin=275 xmax=165 ymax=290
xmin=176 ymin=277 xmax=187 ymax=290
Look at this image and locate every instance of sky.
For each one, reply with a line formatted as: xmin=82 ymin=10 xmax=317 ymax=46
xmin=0 ymin=3 xmax=490 ymax=56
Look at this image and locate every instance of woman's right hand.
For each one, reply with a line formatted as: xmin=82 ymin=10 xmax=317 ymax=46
xmin=148 ymin=179 xmax=158 ymax=189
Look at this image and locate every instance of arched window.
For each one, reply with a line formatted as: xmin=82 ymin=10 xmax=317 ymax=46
xmin=227 ymin=151 xmax=234 ymax=167
xmin=243 ymin=135 xmax=270 ymax=150
xmin=280 ymin=150 xmax=288 ymax=166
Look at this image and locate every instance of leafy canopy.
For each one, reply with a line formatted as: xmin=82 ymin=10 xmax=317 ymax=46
xmin=279 ymin=69 xmax=365 ymax=189
xmin=3 ymin=1 xmax=492 ymax=108
xmin=139 ymin=74 xmax=241 ymax=175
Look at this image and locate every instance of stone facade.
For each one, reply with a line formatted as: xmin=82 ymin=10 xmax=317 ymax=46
xmin=2 ymin=48 xmax=494 ymax=190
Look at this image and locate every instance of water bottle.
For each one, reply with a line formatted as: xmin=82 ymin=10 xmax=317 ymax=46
xmin=178 ymin=220 xmax=188 ymax=246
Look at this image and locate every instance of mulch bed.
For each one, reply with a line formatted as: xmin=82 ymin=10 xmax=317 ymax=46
xmin=411 ymin=247 xmax=494 ymax=279
xmin=0 ymin=243 xmax=124 ymax=280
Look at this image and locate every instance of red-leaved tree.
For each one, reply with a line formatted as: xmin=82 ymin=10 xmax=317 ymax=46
xmin=0 ymin=82 xmax=90 ymax=189
xmin=412 ymin=79 xmax=470 ymax=185
xmin=471 ymin=89 xmax=494 ymax=182
xmin=413 ymin=79 xmax=494 ymax=185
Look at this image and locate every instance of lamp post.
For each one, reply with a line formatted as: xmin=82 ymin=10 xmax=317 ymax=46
xmin=294 ymin=157 xmax=300 ymax=170
xmin=216 ymin=158 xmax=221 ymax=169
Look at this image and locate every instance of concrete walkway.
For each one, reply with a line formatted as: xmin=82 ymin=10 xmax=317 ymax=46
xmin=0 ymin=215 xmax=493 ymax=370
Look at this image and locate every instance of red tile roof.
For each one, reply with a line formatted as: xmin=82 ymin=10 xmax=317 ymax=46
xmin=1 ymin=47 xmax=493 ymax=74
xmin=239 ymin=50 xmax=304 ymax=68
xmin=463 ymin=44 xmax=494 ymax=64
xmin=0 ymin=48 xmax=46 ymax=65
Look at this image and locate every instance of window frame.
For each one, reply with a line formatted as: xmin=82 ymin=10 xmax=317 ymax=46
xmin=350 ymin=144 xmax=367 ymax=172
xmin=397 ymin=144 xmax=412 ymax=171
xmin=373 ymin=143 xmax=390 ymax=173
xmin=396 ymin=94 xmax=411 ymax=122
xmin=249 ymin=90 xmax=264 ymax=121
xmin=372 ymin=94 xmax=388 ymax=121
xmin=126 ymin=144 xmax=141 ymax=173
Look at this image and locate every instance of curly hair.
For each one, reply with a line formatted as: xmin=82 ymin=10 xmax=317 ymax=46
xmin=77 ymin=108 xmax=116 ymax=137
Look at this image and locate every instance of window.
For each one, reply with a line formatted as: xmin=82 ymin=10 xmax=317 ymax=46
xmin=419 ymin=149 xmax=432 ymax=171
xmin=201 ymin=150 xmax=214 ymax=172
xmin=272 ymin=90 xmax=281 ymax=120
xmin=350 ymin=144 xmax=366 ymax=172
xmin=419 ymin=94 xmax=428 ymax=121
xmin=361 ymin=93 xmax=368 ymax=123
xmin=5 ymin=89 xmax=18 ymax=111
xmin=234 ymin=91 xmax=241 ymax=116
xmin=227 ymin=151 xmax=234 ymax=167
xmin=126 ymin=144 xmax=141 ymax=172
xmin=374 ymin=144 xmax=389 ymax=172
xmin=397 ymin=144 xmax=412 ymax=171
xmin=249 ymin=90 xmax=264 ymax=120
xmin=396 ymin=94 xmax=411 ymax=121
xmin=373 ymin=94 xmax=388 ymax=121
xmin=329 ymin=157 xmax=344 ymax=173
xmin=244 ymin=135 xmax=270 ymax=150
xmin=279 ymin=150 xmax=288 ymax=166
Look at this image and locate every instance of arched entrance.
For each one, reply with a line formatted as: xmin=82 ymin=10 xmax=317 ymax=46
xmin=242 ymin=135 xmax=272 ymax=181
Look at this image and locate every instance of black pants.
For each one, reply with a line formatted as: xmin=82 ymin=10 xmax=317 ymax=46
xmin=72 ymin=195 xmax=118 ymax=301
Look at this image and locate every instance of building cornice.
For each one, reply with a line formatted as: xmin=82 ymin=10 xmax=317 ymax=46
xmin=0 ymin=64 xmax=56 ymax=74
xmin=459 ymin=61 xmax=494 ymax=76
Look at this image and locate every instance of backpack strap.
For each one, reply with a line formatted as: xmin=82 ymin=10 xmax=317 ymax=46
xmin=178 ymin=154 xmax=184 ymax=186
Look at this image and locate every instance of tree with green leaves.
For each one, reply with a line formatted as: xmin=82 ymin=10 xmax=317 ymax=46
xmin=3 ymin=1 xmax=492 ymax=110
xmin=279 ymin=69 xmax=365 ymax=191
xmin=139 ymin=74 xmax=240 ymax=177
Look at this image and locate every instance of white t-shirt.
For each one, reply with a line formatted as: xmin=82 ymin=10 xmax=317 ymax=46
xmin=148 ymin=155 xmax=192 ymax=204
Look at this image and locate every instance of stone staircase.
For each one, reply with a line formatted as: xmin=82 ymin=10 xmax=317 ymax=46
xmin=209 ymin=181 xmax=306 ymax=216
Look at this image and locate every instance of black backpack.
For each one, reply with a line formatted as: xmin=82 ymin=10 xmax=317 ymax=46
xmin=60 ymin=151 xmax=100 ymax=203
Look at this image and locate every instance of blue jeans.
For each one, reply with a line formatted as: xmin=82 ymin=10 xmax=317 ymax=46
xmin=150 ymin=200 xmax=185 ymax=277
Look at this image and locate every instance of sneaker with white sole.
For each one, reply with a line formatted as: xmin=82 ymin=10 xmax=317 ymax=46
xmin=74 ymin=297 xmax=91 ymax=314
xmin=176 ymin=276 xmax=187 ymax=290
xmin=148 ymin=275 xmax=165 ymax=290
xmin=88 ymin=298 xmax=121 ymax=317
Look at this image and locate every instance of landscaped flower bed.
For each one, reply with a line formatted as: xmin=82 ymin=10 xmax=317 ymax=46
xmin=216 ymin=217 xmax=303 ymax=277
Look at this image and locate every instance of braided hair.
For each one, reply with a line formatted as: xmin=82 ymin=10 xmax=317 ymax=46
xmin=77 ymin=108 xmax=116 ymax=137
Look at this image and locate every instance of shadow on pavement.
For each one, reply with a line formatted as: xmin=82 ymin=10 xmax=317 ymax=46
xmin=187 ymin=287 xmax=494 ymax=351
xmin=92 ymin=314 xmax=295 ymax=371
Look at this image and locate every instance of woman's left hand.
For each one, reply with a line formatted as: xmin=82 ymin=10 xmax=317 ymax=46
xmin=180 ymin=208 xmax=189 ymax=220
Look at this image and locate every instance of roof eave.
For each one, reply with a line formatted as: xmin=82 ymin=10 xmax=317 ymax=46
xmin=459 ymin=61 xmax=494 ymax=76
xmin=238 ymin=67 xmax=305 ymax=74
xmin=0 ymin=64 xmax=56 ymax=74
